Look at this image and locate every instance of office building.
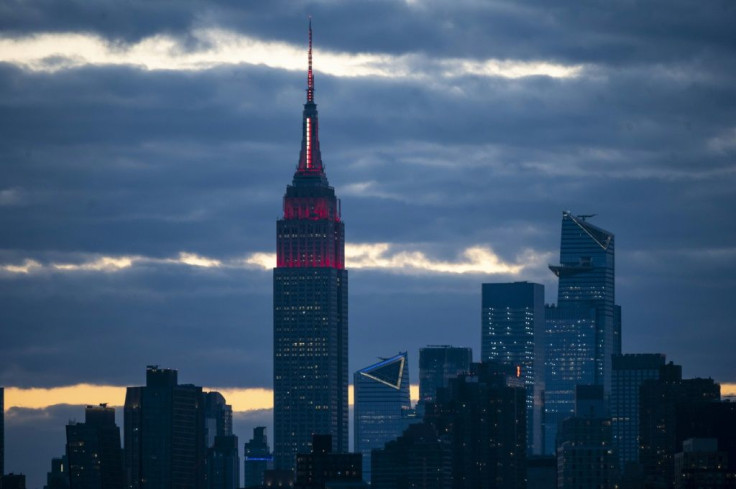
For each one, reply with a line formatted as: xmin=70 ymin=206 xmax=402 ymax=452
xmin=44 ymin=456 xmax=70 ymax=489
xmin=557 ymin=385 xmax=619 ymax=489
xmin=207 ymin=435 xmax=239 ymax=489
xmin=371 ymin=423 xmax=450 ymax=489
xmin=124 ymin=366 xmax=206 ymax=489
xmin=430 ymin=362 xmax=526 ymax=489
xmin=244 ymin=427 xmax=273 ymax=488
xmin=66 ymin=404 xmax=125 ymax=489
xmin=611 ymin=353 xmax=666 ymax=472
xmin=481 ymin=281 xmax=545 ymax=454
xmin=294 ymin=435 xmax=362 ymax=489
xmin=273 ymin=22 xmax=348 ymax=471
xmin=1 ymin=474 xmax=26 ymax=489
xmin=639 ymin=363 xmax=721 ymax=489
xmin=674 ymin=438 xmax=730 ymax=489
xmin=544 ymin=211 xmax=621 ymax=453
xmin=354 ymin=352 xmax=413 ymax=483
xmin=418 ymin=346 xmax=472 ymax=406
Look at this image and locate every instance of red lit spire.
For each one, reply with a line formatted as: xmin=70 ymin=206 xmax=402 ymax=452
xmin=307 ymin=17 xmax=314 ymax=103
xmin=296 ymin=18 xmax=323 ymax=174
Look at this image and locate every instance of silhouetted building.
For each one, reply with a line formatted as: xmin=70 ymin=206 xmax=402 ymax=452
xmin=557 ymin=385 xmax=618 ymax=489
xmin=1 ymin=474 xmax=26 ymax=489
xmin=207 ymin=435 xmax=239 ymax=489
xmin=481 ymin=281 xmax=545 ymax=454
xmin=273 ymin=22 xmax=348 ymax=471
xmin=674 ymin=438 xmax=731 ymax=489
xmin=203 ymin=392 xmax=237 ymax=489
xmin=639 ymin=363 xmax=721 ymax=489
xmin=354 ymin=352 xmax=413 ymax=483
xmin=544 ymin=211 xmax=621 ymax=453
xmin=124 ymin=366 xmax=206 ymax=489
xmin=526 ymin=456 xmax=556 ymax=489
xmin=244 ymin=427 xmax=273 ymax=488
xmin=371 ymin=423 xmax=450 ymax=489
xmin=611 ymin=353 xmax=666 ymax=475
xmin=263 ymin=470 xmax=294 ymax=488
xmin=44 ymin=456 xmax=70 ymax=489
xmin=418 ymin=345 xmax=472 ymax=406
xmin=294 ymin=435 xmax=362 ymax=489
xmin=66 ymin=404 xmax=124 ymax=489
xmin=428 ymin=362 xmax=526 ymax=489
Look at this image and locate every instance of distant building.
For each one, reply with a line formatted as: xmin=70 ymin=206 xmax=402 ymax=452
xmin=556 ymin=385 xmax=619 ymax=489
xmin=544 ymin=211 xmax=621 ymax=453
xmin=674 ymin=438 xmax=730 ymax=489
xmin=244 ymin=427 xmax=273 ymax=488
xmin=431 ymin=362 xmax=526 ymax=489
xmin=418 ymin=345 xmax=472 ymax=406
xmin=273 ymin=23 xmax=348 ymax=471
xmin=124 ymin=366 xmax=206 ymax=489
xmin=354 ymin=352 xmax=413 ymax=483
xmin=481 ymin=281 xmax=545 ymax=454
xmin=1 ymin=474 xmax=27 ymax=489
xmin=66 ymin=404 xmax=125 ymax=489
xmin=611 ymin=353 xmax=666 ymax=474
xmin=294 ymin=435 xmax=363 ymax=489
xmin=44 ymin=456 xmax=70 ymax=489
xmin=371 ymin=423 xmax=450 ymax=489
xmin=639 ymin=362 xmax=721 ymax=489
xmin=207 ymin=435 xmax=239 ymax=489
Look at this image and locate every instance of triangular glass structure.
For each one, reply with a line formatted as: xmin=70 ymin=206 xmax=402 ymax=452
xmin=358 ymin=353 xmax=405 ymax=390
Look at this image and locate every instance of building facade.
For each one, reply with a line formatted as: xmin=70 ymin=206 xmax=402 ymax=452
xmin=418 ymin=346 xmax=472 ymax=406
xmin=124 ymin=366 xmax=206 ymax=489
xmin=273 ymin=22 xmax=348 ymax=471
xmin=544 ymin=211 xmax=621 ymax=453
xmin=611 ymin=353 xmax=666 ymax=472
xmin=481 ymin=281 xmax=545 ymax=454
xmin=354 ymin=352 xmax=413 ymax=483
xmin=244 ymin=427 xmax=273 ymax=488
xmin=66 ymin=404 xmax=125 ymax=489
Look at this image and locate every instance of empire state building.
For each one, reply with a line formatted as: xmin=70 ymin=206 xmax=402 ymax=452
xmin=273 ymin=22 xmax=348 ymax=471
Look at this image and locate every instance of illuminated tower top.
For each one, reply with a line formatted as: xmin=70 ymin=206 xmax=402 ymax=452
xmin=295 ymin=19 xmax=325 ymax=178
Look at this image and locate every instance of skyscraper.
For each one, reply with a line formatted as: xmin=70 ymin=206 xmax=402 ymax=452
xmin=354 ymin=352 xmax=412 ymax=483
xmin=124 ymin=366 xmax=206 ymax=489
xmin=611 ymin=353 xmax=665 ymax=472
xmin=543 ymin=211 xmax=621 ymax=453
xmin=273 ymin=22 xmax=348 ymax=471
xmin=481 ymin=281 xmax=545 ymax=454
xmin=66 ymin=404 xmax=125 ymax=489
xmin=418 ymin=345 xmax=472 ymax=406
xmin=243 ymin=428 xmax=272 ymax=488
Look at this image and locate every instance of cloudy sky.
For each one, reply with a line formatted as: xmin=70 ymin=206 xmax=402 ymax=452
xmin=2 ymin=0 xmax=735 ymax=485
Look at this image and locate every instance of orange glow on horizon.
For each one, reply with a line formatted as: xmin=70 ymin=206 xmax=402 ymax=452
xmin=4 ymin=383 xmax=423 ymax=412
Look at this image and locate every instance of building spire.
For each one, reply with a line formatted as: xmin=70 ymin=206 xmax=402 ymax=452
xmin=307 ymin=17 xmax=314 ymax=103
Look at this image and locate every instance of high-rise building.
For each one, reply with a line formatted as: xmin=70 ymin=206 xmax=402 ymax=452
xmin=543 ymin=211 xmax=621 ymax=453
xmin=354 ymin=352 xmax=413 ymax=483
xmin=124 ymin=366 xmax=206 ymax=489
xmin=244 ymin=427 xmax=273 ymax=488
xmin=639 ymin=362 xmax=721 ymax=489
xmin=273 ymin=22 xmax=348 ymax=471
xmin=674 ymin=438 xmax=730 ymax=489
xmin=207 ymin=435 xmax=239 ymax=489
xmin=428 ymin=362 xmax=527 ymax=489
xmin=294 ymin=435 xmax=363 ymax=489
xmin=611 ymin=353 xmax=666 ymax=472
xmin=66 ymin=404 xmax=125 ymax=489
xmin=418 ymin=346 xmax=472 ymax=406
xmin=481 ymin=281 xmax=545 ymax=454
xmin=44 ymin=456 xmax=70 ymax=489
xmin=557 ymin=385 xmax=619 ymax=489
xmin=371 ymin=423 xmax=450 ymax=489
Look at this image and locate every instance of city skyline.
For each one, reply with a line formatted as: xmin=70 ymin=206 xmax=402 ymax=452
xmin=1 ymin=1 xmax=736 ymax=486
